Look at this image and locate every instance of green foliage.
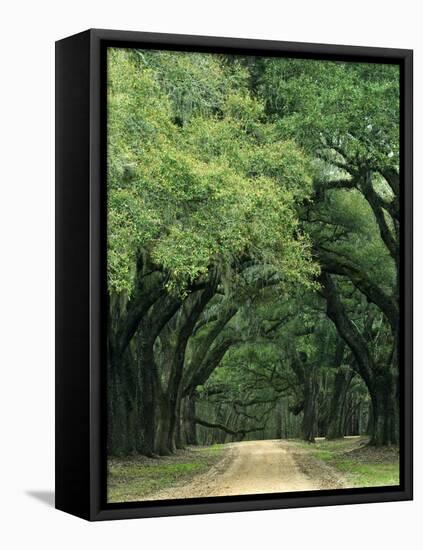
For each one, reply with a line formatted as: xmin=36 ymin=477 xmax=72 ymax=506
xmin=258 ymin=59 xmax=399 ymax=172
xmin=107 ymin=48 xmax=318 ymax=294
xmin=136 ymin=50 xmax=249 ymax=125
xmin=306 ymin=187 xmax=396 ymax=291
xmin=107 ymin=47 xmax=400 ymax=459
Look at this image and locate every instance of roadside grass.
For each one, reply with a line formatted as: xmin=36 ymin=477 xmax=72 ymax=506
xmin=290 ymin=437 xmax=399 ymax=488
xmin=108 ymin=444 xmax=225 ymax=503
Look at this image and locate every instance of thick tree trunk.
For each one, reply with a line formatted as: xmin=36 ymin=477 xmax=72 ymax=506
xmin=138 ymin=342 xmax=156 ymax=457
xmin=108 ymin=348 xmax=140 ymax=456
xmin=301 ymin=368 xmax=319 ymax=443
xmin=369 ymin=368 xmax=399 ymax=445
xmin=326 ymin=367 xmax=352 ymax=439
xmin=164 ymin=283 xmax=217 ymax=453
xmin=174 ymin=390 xmax=185 ymax=450
xmin=291 ymin=352 xmax=319 ymax=443
xmin=181 ymin=394 xmax=198 ymax=445
xmin=138 ymin=294 xmax=182 ymax=456
xmin=155 ymin=394 xmax=173 ymax=455
xmin=275 ymin=399 xmax=283 ymax=439
xmin=167 ymin=358 xmax=184 ymax=453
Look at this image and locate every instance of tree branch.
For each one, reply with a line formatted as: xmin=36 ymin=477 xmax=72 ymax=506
xmin=319 ymin=272 xmax=374 ymax=390
xmin=318 ymin=249 xmax=398 ymax=333
xmin=192 ymin=417 xmax=264 ymax=437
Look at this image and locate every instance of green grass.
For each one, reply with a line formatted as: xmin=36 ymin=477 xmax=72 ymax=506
xmin=108 ymin=445 xmax=224 ymax=502
xmin=332 ymin=459 xmax=399 ymax=487
xmin=207 ymin=443 xmax=226 ymax=453
xmin=291 ymin=437 xmax=399 ymax=488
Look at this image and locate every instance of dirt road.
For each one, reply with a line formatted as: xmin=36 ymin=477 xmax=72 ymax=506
xmin=152 ymin=439 xmax=345 ymax=500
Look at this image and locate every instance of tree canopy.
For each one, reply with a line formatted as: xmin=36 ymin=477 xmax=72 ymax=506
xmin=106 ymin=47 xmax=400 ymax=457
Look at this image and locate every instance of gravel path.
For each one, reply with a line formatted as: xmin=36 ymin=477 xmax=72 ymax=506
xmin=151 ymin=439 xmax=345 ymax=500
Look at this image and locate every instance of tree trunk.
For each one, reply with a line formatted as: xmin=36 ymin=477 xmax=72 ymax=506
xmin=174 ymin=390 xmax=185 ymax=449
xmin=275 ymin=399 xmax=283 ymax=439
xmin=138 ymin=341 xmax=156 ymax=457
xmin=319 ymin=272 xmax=398 ymax=446
xmin=183 ymin=395 xmax=198 ymax=445
xmin=167 ymin=357 xmax=184 ymax=453
xmin=108 ymin=348 xmax=139 ymax=456
xmin=165 ymin=284 xmax=217 ymax=452
xmin=302 ymin=366 xmax=319 ymax=443
xmin=326 ymin=367 xmax=352 ymax=439
xmin=155 ymin=394 xmax=173 ymax=455
xmin=138 ymin=294 xmax=182 ymax=456
xmin=369 ymin=368 xmax=399 ymax=445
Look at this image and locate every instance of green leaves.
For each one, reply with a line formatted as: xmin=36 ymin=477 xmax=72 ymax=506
xmin=107 ymin=48 xmax=317 ymax=295
xmin=259 ymin=58 xmax=400 ymax=173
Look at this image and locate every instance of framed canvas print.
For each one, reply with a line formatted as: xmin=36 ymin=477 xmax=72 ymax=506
xmin=55 ymin=29 xmax=413 ymax=521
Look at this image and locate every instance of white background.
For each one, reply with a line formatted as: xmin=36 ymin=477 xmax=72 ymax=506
xmin=0 ymin=1 xmax=420 ymax=548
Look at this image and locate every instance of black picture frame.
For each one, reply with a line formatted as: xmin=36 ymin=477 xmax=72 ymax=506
xmin=55 ymin=28 xmax=413 ymax=521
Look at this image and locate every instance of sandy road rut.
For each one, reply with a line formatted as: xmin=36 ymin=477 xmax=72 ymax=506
xmin=152 ymin=439 xmax=342 ymax=500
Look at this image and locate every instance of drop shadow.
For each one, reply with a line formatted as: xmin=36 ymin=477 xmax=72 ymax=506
xmin=26 ymin=490 xmax=55 ymax=508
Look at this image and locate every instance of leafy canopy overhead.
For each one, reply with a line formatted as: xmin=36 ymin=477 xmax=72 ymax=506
xmin=107 ymin=48 xmax=317 ymax=294
xmin=257 ymin=59 xmax=399 ymax=173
